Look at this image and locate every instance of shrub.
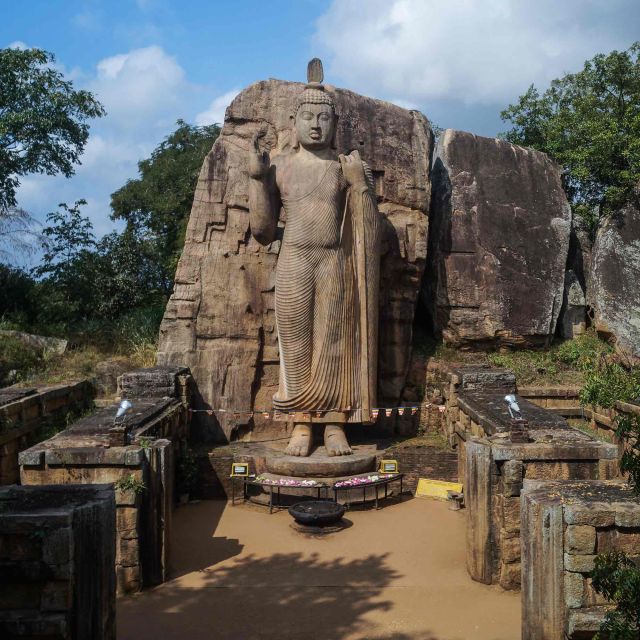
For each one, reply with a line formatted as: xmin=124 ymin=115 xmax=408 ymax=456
xmin=591 ymin=552 xmax=640 ymax=639
xmin=0 ymin=334 xmax=43 ymax=385
xmin=580 ymin=362 xmax=640 ymax=409
xmin=590 ymin=383 xmax=640 ymax=639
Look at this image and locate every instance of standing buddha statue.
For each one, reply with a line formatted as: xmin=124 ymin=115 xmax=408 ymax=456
xmin=248 ymin=59 xmax=381 ymax=457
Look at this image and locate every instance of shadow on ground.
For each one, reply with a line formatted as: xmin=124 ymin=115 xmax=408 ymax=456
xmin=168 ymin=499 xmax=243 ymax=578
xmin=120 ymin=546 xmax=441 ymax=639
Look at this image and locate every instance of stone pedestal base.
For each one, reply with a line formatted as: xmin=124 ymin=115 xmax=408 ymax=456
xmin=265 ymin=444 xmax=376 ymax=477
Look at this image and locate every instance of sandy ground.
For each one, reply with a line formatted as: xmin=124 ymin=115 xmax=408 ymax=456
xmin=117 ymin=498 xmax=520 ymax=640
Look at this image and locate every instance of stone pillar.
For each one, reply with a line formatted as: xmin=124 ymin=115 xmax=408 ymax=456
xmin=0 ymin=484 xmax=116 ymax=640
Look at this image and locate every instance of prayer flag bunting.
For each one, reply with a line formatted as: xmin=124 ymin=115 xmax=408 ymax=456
xmin=411 ymin=407 xmax=418 ymax=415
xmin=385 ymin=408 xmax=393 ymax=417
xmin=371 ymin=409 xmax=380 ymax=419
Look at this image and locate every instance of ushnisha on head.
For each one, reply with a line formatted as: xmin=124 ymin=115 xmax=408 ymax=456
xmin=293 ymin=58 xmax=337 ymax=150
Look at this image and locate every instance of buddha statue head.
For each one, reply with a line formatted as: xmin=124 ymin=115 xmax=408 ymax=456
xmin=292 ymin=58 xmax=337 ymax=150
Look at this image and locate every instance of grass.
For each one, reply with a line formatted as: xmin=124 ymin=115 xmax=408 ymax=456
xmin=411 ymin=329 xmax=613 ymax=387
xmin=1 ymin=308 xmax=160 ymax=388
xmin=486 ymin=331 xmax=612 ymax=385
xmin=568 ymin=418 xmax=616 ymax=444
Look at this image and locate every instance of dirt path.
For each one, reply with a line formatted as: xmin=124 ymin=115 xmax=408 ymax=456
xmin=117 ymin=498 xmax=520 ymax=640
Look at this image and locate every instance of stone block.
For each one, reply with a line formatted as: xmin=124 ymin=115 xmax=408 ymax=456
xmin=499 ymin=561 xmax=521 ymax=590
xmin=502 ymin=496 xmax=521 ymax=534
xmin=564 ymin=553 xmax=596 ymax=573
xmin=42 ymin=528 xmax=71 ymax=566
xmin=565 ymin=525 xmax=596 ymax=555
xmin=565 ymin=504 xmax=615 ymax=527
xmin=597 ymin=528 xmax=640 ymax=555
xmin=41 ymin=581 xmax=71 ymax=611
xmin=564 ymin=571 xmax=585 ymax=609
xmin=584 ymin=577 xmax=611 ymax=607
xmin=501 ymin=533 xmax=521 ymax=564
xmin=615 ymin=505 xmax=640 ymax=527
xmin=116 ymin=537 xmax=139 ymax=568
xmin=117 ymin=565 xmax=141 ymax=593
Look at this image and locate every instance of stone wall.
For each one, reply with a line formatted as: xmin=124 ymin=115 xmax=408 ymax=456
xmin=0 ymin=381 xmax=94 ymax=485
xmin=19 ymin=390 xmax=188 ymax=593
xmin=385 ymin=446 xmax=458 ymax=492
xmin=0 ymin=484 xmax=115 ymax=639
xmin=425 ymin=129 xmax=571 ymax=348
xmin=158 ymin=78 xmax=433 ymax=443
xmin=522 ymin=480 xmax=640 ymax=640
xmin=445 ymin=369 xmax=618 ymax=590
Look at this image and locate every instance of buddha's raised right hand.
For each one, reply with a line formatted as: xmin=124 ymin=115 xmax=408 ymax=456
xmin=249 ymin=131 xmax=270 ymax=179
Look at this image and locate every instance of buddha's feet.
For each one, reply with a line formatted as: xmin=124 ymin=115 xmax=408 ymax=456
xmin=324 ymin=424 xmax=352 ymax=456
xmin=285 ymin=423 xmax=312 ymax=457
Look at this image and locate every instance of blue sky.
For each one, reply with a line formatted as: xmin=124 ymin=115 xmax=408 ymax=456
xmin=3 ymin=0 xmax=639 ymax=259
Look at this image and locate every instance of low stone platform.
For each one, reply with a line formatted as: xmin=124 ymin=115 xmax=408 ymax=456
xmin=19 ymin=395 xmax=189 ymax=593
xmin=454 ymin=389 xmax=619 ymax=591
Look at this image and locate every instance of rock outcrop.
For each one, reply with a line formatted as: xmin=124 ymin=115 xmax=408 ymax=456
xmin=158 ymin=79 xmax=433 ymax=441
xmin=559 ymin=270 xmax=587 ymax=339
xmin=589 ymin=202 xmax=640 ymax=362
xmin=425 ymin=129 xmax=571 ymax=348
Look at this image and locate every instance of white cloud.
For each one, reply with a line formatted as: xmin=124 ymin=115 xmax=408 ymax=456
xmin=7 ymin=40 xmax=27 ymax=50
xmin=315 ymin=0 xmax=639 ymax=106
xmin=14 ymin=45 xmax=227 ymax=241
xmin=90 ymin=46 xmax=186 ymax=125
xmin=195 ymin=89 xmax=240 ymax=126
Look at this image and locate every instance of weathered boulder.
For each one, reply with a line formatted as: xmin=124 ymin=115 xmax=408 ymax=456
xmin=158 ymin=79 xmax=432 ymax=441
xmin=589 ymin=202 xmax=640 ymax=362
xmin=0 ymin=329 xmax=67 ymax=355
xmin=425 ymin=129 xmax=571 ymax=348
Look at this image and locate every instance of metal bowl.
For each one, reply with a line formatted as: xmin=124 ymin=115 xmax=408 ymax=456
xmin=288 ymin=500 xmax=345 ymax=526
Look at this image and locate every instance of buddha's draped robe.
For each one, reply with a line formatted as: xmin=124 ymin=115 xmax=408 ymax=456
xmin=272 ymin=159 xmax=380 ymax=423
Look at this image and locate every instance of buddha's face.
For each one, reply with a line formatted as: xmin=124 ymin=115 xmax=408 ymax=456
xmin=295 ymin=103 xmax=335 ymax=149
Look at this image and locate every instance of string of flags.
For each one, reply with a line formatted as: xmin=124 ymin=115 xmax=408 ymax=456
xmin=187 ymin=403 xmax=447 ymax=418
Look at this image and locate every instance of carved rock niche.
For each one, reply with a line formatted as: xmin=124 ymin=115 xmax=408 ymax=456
xmin=158 ymin=79 xmax=433 ymax=442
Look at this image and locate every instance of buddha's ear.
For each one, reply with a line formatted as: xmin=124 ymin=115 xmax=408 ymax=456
xmin=290 ymin=113 xmax=299 ymax=150
xmin=331 ymin=113 xmax=339 ymax=150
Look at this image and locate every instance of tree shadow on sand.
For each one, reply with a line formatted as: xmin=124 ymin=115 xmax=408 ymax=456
xmin=118 ymin=548 xmax=443 ymax=640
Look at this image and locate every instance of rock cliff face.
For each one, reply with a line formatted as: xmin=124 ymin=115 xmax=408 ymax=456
xmin=157 ymin=79 xmax=432 ymax=441
xmin=425 ymin=129 xmax=571 ymax=348
xmin=589 ymin=203 xmax=640 ymax=363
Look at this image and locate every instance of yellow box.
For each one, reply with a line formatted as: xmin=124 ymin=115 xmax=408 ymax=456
xmin=378 ymin=459 xmax=399 ymax=473
xmin=415 ymin=479 xmax=463 ymax=500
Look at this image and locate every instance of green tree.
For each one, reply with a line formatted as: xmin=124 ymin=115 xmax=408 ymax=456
xmin=501 ymin=42 xmax=640 ymax=235
xmin=110 ymin=119 xmax=220 ymax=292
xmin=0 ymin=264 xmax=38 ymax=326
xmin=92 ymin=229 xmax=165 ymax=320
xmin=34 ymin=200 xmax=98 ymax=326
xmin=0 ymin=47 xmax=105 ymax=215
